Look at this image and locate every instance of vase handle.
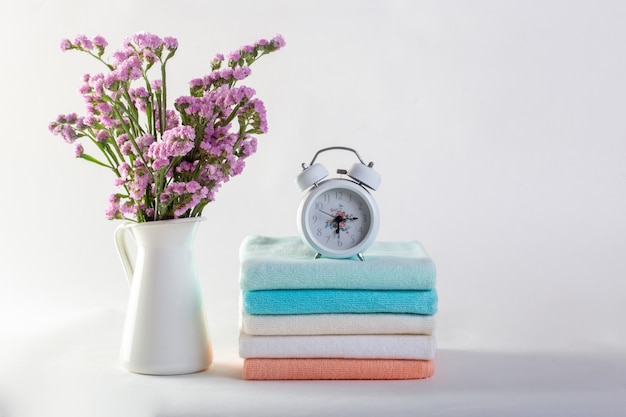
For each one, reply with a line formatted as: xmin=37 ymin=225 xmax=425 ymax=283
xmin=114 ymin=224 xmax=134 ymax=287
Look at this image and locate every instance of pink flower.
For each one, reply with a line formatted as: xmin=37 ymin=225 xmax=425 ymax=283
xmin=136 ymin=133 xmax=155 ymax=150
xmin=74 ymin=35 xmax=93 ymax=50
xmin=271 ymin=34 xmax=286 ymax=49
xmin=118 ymin=162 xmax=131 ymax=178
xmin=83 ymin=115 xmax=96 ymax=126
xmin=164 ymin=36 xmax=178 ymax=50
xmin=189 ymin=78 xmax=203 ymax=88
xmin=241 ymin=137 xmax=258 ymax=157
xmin=152 ymin=158 xmax=169 ymax=170
xmin=150 ymin=79 xmax=162 ymax=91
xmin=128 ymin=32 xmax=163 ymax=50
xmin=186 ymin=181 xmax=202 ymax=193
xmin=219 ymin=68 xmax=233 ymax=80
xmin=95 ymin=102 xmax=112 ymax=114
xmin=228 ymin=50 xmax=241 ymax=61
xmin=230 ymin=159 xmax=246 ymax=176
xmin=157 ymin=110 xmax=180 ymax=131
xmin=100 ymin=116 xmax=117 ymax=128
xmin=60 ymin=39 xmax=72 ymax=51
xmin=163 ymin=125 xmax=195 ymax=142
xmin=233 ymin=66 xmax=251 ymax=80
xmin=60 ymin=125 xmax=77 ymax=143
xmin=105 ymin=194 xmax=121 ymax=219
xmin=115 ymin=133 xmax=128 ymax=145
xmin=130 ymin=87 xmax=149 ymax=99
xmin=93 ymin=35 xmax=108 ymax=48
xmin=120 ymin=200 xmax=137 ymax=215
xmin=120 ymin=142 xmax=133 ymax=155
xmin=74 ymin=143 xmax=84 ymax=157
xmin=211 ymin=53 xmax=224 ymax=70
xmin=96 ymin=130 xmax=109 ymax=142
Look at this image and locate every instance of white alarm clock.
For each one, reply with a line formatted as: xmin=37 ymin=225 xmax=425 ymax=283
xmin=296 ymin=146 xmax=381 ymax=261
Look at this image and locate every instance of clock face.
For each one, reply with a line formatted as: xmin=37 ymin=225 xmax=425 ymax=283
xmin=298 ymin=180 xmax=379 ymax=259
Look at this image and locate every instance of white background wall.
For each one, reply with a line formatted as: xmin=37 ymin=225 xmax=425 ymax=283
xmin=1 ymin=0 xmax=625 ymax=355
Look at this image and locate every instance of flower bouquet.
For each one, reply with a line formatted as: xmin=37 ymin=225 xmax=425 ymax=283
xmin=49 ymin=32 xmax=285 ymax=222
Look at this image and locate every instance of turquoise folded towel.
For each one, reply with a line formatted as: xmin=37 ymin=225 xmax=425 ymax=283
xmin=240 ymin=235 xmax=436 ymax=290
xmin=242 ymin=289 xmax=438 ymax=315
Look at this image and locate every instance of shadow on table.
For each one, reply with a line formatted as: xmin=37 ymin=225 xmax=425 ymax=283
xmin=431 ymin=348 xmax=626 ymax=391
xmin=155 ymin=349 xmax=626 ymax=417
xmin=174 ymin=348 xmax=626 ymax=388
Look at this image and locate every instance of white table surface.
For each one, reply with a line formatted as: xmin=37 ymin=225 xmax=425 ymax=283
xmin=1 ymin=308 xmax=625 ymax=417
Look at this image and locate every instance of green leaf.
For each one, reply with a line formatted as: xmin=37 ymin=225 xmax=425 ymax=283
xmin=79 ymin=153 xmax=111 ymax=168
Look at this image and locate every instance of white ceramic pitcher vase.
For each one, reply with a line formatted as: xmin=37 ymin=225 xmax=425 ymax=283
xmin=114 ymin=217 xmax=213 ymax=375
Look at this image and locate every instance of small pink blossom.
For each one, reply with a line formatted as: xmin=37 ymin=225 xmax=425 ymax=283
xmin=120 ymin=142 xmax=133 ymax=155
xmin=120 ymin=200 xmax=137 ymax=215
xmin=136 ymin=133 xmax=155 ymax=150
xmin=152 ymin=158 xmax=169 ymax=170
xmin=233 ymin=66 xmax=251 ymax=80
xmin=95 ymin=102 xmax=112 ymax=114
xmin=93 ymin=35 xmax=108 ymax=48
xmin=100 ymin=116 xmax=117 ymax=128
xmin=186 ymin=181 xmax=202 ymax=193
xmin=189 ymin=78 xmax=203 ymax=88
xmin=74 ymin=35 xmax=93 ymax=50
xmin=150 ymin=79 xmax=162 ymax=91
xmin=96 ymin=130 xmax=109 ymax=142
xmin=60 ymin=39 xmax=72 ymax=51
xmin=271 ymin=34 xmax=286 ymax=49
xmin=228 ymin=50 xmax=241 ymax=61
xmin=115 ymin=133 xmax=128 ymax=145
xmin=74 ymin=143 xmax=84 ymax=157
xmin=118 ymin=162 xmax=131 ymax=178
xmin=163 ymin=36 xmax=178 ymax=50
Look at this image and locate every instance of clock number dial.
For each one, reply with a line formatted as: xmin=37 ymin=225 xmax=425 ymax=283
xmin=298 ymin=178 xmax=379 ymax=260
xmin=307 ymin=188 xmax=371 ymax=251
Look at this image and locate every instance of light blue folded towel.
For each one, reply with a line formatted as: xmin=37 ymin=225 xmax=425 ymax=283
xmin=242 ymin=289 xmax=438 ymax=315
xmin=240 ymin=236 xmax=436 ymax=290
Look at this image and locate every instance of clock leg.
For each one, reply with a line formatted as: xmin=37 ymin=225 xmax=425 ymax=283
xmin=357 ymin=253 xmax=365 ymax=261
xmin=314 ymin=253 xmax=322 ymax=260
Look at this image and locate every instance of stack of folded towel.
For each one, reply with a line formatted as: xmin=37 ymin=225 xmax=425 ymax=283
xmin=238 ymin=235 xmax=438 ymax=380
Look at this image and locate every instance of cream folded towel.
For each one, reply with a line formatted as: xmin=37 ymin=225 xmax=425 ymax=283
xmin=241 ymin=312 xmax=436 ymax=336
xmin=239 ymin=332 xmax=436 ymax=360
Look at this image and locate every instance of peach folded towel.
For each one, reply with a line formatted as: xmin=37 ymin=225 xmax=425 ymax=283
xmin=239 ymin=332 xmax=436 ymax=360
xmin=241 ymin=312 xmax=436 ymax=336
xmin=242 ymin=358 xmax=435 ymax=380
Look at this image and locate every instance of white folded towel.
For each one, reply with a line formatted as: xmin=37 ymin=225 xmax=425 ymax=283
xmin=241 ymin=312 xmax=436 ymax=336
xmin=239 ymin=332 xmax=436 ymax=360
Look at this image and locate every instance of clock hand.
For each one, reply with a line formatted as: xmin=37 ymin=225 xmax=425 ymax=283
xmin=334 ymin=215 xmax=343 ymax=236
xmin=318 ymin=209 xmax=334 ymax=218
